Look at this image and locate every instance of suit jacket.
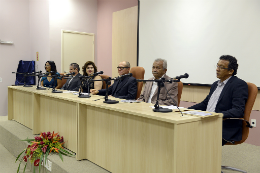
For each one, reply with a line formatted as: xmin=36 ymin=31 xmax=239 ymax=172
xmin=138 ymin=74 xmax=178 ymax=106
xmin=189 ymin=76 xmax=248 ymax=142
xmin=98 ymin=76 xmax=137 ymax=100
xmin=61 ymin=73 xmax=82 ymax=91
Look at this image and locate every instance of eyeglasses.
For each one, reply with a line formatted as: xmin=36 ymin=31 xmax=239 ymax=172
xmin=45 ymin=65 xmax=50 ymax=67
xmin=117 ymin=67 xmax=129 ymax=70
xmin=216 ymin=65 xmax=229 ymax=70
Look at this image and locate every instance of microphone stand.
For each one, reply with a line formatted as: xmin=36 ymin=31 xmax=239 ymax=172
xmin=22 ymin=73 xmax=33 ymax=87
xmin=36 ymin=72 xmax=46 ymax=90
xmin=91 ymin=77 xmax=119 ymax=104
xmin=50 ymin=73 xmax=63 ymax=93
xmin=136 ymin=77 xmax=182 ymax=113
xmin=78 ymin=76 xmax=91 ymax=98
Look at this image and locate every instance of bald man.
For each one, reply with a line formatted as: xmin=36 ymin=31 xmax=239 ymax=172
xmin=91 ymin=61 xmax=137 ymax=99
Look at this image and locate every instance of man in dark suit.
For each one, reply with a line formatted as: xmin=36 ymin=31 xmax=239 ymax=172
xmin=189 ymin=55 xmax=248 ymax=145
xmin=90 ymin=61 xmax=137 ymax=99
xmin=61 ymin=63 xmax=82 ymax=91
xmin=138 ymin=58 xmax=178 ymax=106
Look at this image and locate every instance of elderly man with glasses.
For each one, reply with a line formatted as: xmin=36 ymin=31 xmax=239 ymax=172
xmin=189 ymin=55 xmax=248 ymax=146
xmin=90 ymin=61 xmax=137 ymax=99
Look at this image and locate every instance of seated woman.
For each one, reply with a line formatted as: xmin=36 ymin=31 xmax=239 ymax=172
xmin=81 ymin=61 xmax=102 ymax=92
xmin=41 ymin=61 xmax=63 ymax=89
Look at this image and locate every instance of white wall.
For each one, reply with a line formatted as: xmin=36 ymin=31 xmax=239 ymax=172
xmin=49 ymin=0 xmax=98 ymax=73
xmin=29 ymin=0 xmax=50 ymax=72
xmin=139 ymin=0 xmax=260 ymax=86
xmin=0 ymin=0 xmax=31 ymax=116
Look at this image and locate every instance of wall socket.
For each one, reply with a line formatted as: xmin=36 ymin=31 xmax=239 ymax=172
xmin=0 ymin=77 xmax=2 ymax=82
xmin=251 ymin=119 xmax=256 ymax=127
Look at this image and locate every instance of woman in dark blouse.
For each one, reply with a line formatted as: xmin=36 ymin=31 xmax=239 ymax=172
xmin=81 ymin=61 xmax=102 ymax=93
xmin=41 ymin=61 xmax=62 ymax=89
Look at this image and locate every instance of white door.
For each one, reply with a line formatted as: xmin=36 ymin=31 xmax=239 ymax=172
xmin=61 ymin=30 xmax=94 ymax=73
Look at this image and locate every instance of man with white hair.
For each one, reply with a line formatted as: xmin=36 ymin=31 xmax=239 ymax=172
xmin=138 ymin=58 xmax=178 ymax=106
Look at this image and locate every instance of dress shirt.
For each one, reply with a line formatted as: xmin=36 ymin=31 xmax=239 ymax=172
xmin=147 ymin=74 xmax=165 ymax=103
xmin=147 ymin=81 xmax=157 ymax=103
xmin=68 ymin=76 xmax=74 ymax=86
xmin=206 ymin=76 xmax=232 ymax=112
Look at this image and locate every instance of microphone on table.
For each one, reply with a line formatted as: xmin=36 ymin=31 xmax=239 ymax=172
xmin=92 ymin=71 xmax=103 ymax=76
xmin=65 ymin=72 xmax=75 ymax=76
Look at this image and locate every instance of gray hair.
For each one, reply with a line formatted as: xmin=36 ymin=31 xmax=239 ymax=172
xmin=154 ymin=58 xmax=167 ymax=70
xmin=123 ymin=61 xmax=131 ymax=68
xmin=70 ymin=63 xmax=80 ymax=72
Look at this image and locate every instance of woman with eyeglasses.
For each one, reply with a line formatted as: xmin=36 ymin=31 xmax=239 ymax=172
xmin=41 ymin=61 xmax=63 ymax=89
xmin=81 ymin=61 xmax=103 ymax=93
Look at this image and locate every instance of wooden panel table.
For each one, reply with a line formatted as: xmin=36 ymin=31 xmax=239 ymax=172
xmin=8 ymin=86 xmax=223 ymax=173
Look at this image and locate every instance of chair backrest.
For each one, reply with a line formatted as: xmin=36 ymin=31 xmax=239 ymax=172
xmin=100 ymin=74 xmax=110 ymax=89
xmin=226 ymin=82 xmax=258 ymax=145
xmin=177 ymin=82 xmax=183 ymax=107
xmin=59 ymin=73 xmax=67 ymax=89
xmin=130 ymin=67 xmax=145 ymax=99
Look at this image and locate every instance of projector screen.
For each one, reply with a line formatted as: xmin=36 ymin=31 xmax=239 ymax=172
xmin=139 ymin=0 xmax=260 ymax=87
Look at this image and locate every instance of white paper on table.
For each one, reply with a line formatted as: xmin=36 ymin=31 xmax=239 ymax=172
xmin=182 ymin=111 xmax=212 ymax=116
xmin=121 ymin=100 xmax=142 ymax=103
xmin=73 ymin=92 xmax=90 ymax=95
xmin=63 ymin=91 xmax=78 ymax=93
xmin=149 ymin=105 xmax=184 ymax=109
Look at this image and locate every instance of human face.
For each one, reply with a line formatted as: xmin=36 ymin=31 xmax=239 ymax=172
xmin=117 ymin=62 xmax=130 ymax=76
xmin=216 ymin=60 xmax=234 ymax=82
xmin=45 ymin=62 xmax=51 ymax=72
xmin=152 ymin=61 xmax=166 ymax=79
xmin=86 ymin=65 xmax=94 ymax=75
xmin=69 ymin=65 xmax=78 ymax=76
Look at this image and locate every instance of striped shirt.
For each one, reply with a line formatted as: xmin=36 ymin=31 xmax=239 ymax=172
xmin=206 ymin=76 xmax=232 ymax=112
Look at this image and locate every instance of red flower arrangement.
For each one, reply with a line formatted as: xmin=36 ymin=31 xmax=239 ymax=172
xmin=16 ymin=131 xmax=74 ymax=173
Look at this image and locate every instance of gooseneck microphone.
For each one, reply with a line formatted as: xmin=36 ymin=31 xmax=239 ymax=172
xmin=93 ymin=71 xmax=103 ymax=76
xmin=114 ymin=73 xmax=132 ymax=80
xmin=175 ymin=73 xmax=189 ymax=80
xmin=65 ymin=72 xmax=75 ymax=76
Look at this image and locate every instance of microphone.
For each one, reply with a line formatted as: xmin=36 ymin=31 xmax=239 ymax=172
xmin=175 ymin=73 xmax=189 ymax=80
xmin=93 ymin=71 xmax=103 ymax=76
xmin=115 ymin=73 xmax=132 ymax=80
xmin=65 ymin=72 xmax=75 ymax=76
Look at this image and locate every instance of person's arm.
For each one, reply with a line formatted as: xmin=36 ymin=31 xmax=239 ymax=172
xmin=55 ymin=79 xmax=63 ymax=89
xmin=188 ymin=94 xmax=210 ymax=111
xmin=90 ymin=89 xmax=99 ymax=95
xmin=158 ymin=82 xmax=178 ymax=106
xmin=137 ymin=82 xmax=146 ymax=101
xmin=188 ymin=82 xmax=217 ymax=110
xmin=221 ymin=82 xmax=248 ymax=118
xmin=70 ymin=79 xmax=81 ymax=91
xmin=94 ymin=75 xmax=103 ymax=90
xmin=118 ymin=78 xmax=137 ymax=99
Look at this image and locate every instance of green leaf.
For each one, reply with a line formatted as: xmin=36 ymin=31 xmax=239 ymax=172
xmin=59 ymin=152 xmax=63 ymax=161
xmin=15 ymin=150 xmax=25 ymax=163
xmin=59 ymin=148 xmax=75 ymax=157
xmin=17 ymin=160 xmax=22 ymax=173
xmin=21 ymin=138 xmax=35 ymax=142
xmin=39 ymin=154 xmax=44 ymax=173
xmin=59 ymin=150 xmax=74 ymax=157
xmin=45 ymin=148 xmax=50 ymax=164
xmin=23 ymin=162 xmax=27 ymax=173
